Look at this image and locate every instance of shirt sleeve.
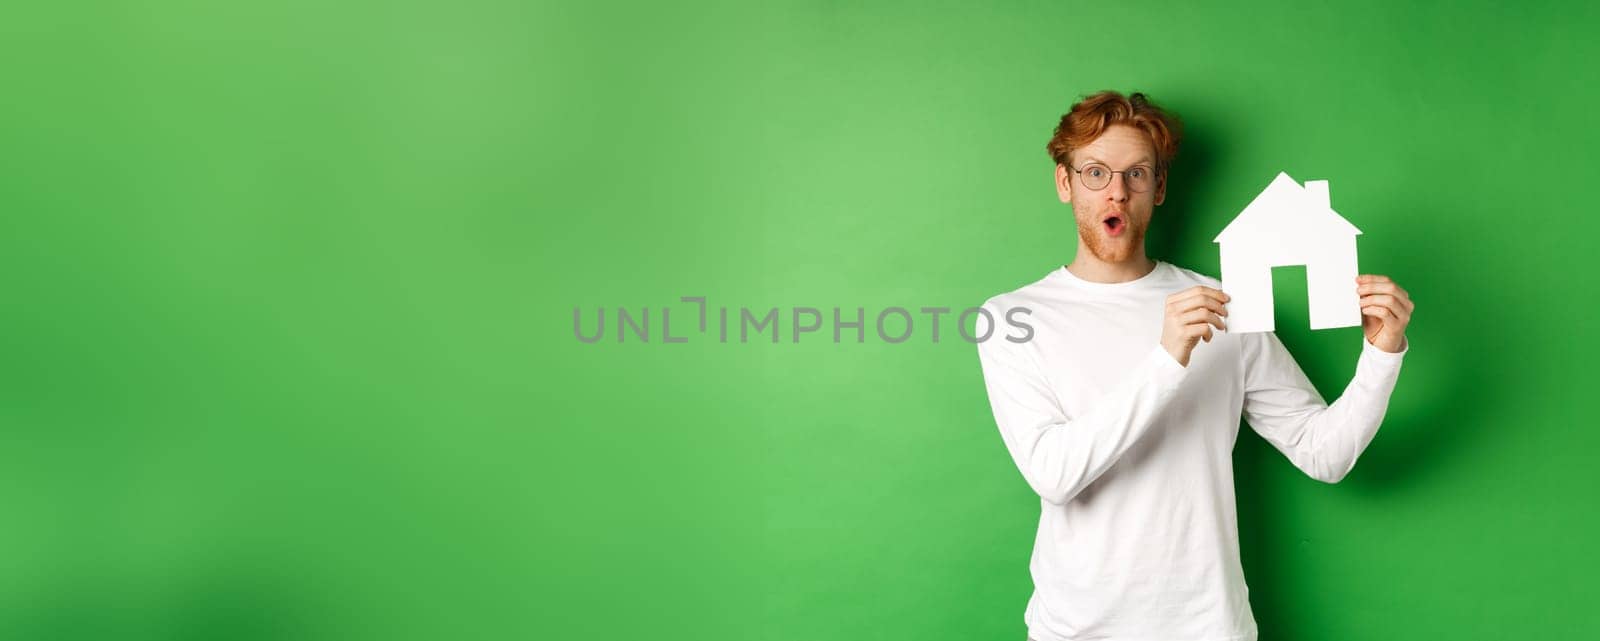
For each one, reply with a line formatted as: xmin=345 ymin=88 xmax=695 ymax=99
xmin=1240 ymin=332 xmax=1408 ymax=483
xmin=975 ymin=303 xmax=1192 ymax=505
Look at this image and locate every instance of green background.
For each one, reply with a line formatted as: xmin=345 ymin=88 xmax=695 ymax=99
xmin=3 ymin=0 xmax=1596 ymax=639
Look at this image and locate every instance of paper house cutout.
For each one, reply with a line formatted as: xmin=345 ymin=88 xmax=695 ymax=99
xmin=1213 ymin=172 xmax=1362 ymax=333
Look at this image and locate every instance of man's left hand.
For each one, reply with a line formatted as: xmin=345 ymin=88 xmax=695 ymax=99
xmin=1357 ymin=274 xmax=1413 ymax=353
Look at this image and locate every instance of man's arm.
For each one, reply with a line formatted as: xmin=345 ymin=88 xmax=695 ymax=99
xmin=1241 ymin=332 xmax=1407 ymax=483
xmin=975 ymin=304 xmax=1191 ymax=506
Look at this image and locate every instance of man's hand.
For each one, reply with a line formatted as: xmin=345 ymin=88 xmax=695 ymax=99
xmin=1161 ymin=286 xmax=1229 ymax=367
xmin=1357 ymin=274 xmax=1413 ymax=353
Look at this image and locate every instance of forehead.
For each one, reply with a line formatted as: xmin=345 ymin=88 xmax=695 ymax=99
xmin=1072 ymin=124 xmax=1155 ymax=165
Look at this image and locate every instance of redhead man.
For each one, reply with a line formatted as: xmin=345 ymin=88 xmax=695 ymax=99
xmin=974 ymin=91 xmax=1414 ymax=641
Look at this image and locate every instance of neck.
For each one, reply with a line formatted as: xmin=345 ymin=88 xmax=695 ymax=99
xmin=1066 ymin=247 xmax=1156 ymax=284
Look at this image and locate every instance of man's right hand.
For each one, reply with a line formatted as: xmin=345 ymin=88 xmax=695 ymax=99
xmin=1161 ymin=286 xmax=1229 ymax=367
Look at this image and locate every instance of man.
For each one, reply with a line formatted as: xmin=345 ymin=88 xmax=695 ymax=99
xmin=975 ymin=91 xmax=1414 ymax=641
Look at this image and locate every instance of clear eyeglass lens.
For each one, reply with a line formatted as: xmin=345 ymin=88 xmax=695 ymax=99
xmin=1126 ymin=167 xmax=1151 ymax=192
xmin=1082 ymin=165 xmax=1110 ymax=189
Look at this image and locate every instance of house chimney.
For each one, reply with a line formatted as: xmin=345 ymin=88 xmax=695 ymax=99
xmin=1304 ymin=180 xmax=1330 ymax=209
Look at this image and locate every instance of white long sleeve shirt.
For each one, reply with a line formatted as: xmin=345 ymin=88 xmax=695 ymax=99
xmin=975 ymin=261 xmax=1406 ymax=641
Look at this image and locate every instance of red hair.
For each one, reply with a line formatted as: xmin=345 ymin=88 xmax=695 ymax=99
xmin=1046 ymin=91 xmax=1183 ymax=175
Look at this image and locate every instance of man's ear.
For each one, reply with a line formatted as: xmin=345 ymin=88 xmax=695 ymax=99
xmin=1153 ymin=171 xmax=1167 ymax=206
xmin=1055 ymin=164 xmax=1073 ymax=204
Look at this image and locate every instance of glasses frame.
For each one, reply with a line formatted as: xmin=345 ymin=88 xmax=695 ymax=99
xmin=1065 ymin=162 xmax=1159 ymax=193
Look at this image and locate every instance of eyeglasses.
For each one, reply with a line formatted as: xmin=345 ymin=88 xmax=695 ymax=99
xmin=1066 ymin=163 xmax=1157 ymax=192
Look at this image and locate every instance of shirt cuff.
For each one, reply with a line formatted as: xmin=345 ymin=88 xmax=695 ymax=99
xmin=1150 ymin=343 xmax=1191 ymax=377
xmin=1359 ymin=334 xmax=1408 ymax=369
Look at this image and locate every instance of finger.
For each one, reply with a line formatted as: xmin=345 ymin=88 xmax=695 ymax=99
xmin=1186 ymin=324 xmax=1214 ymax=342
xmin=1357 ymin=282 xmax=1413 ymax=309
xmin=1171 ymin=289 xmax=1230 ymax=312
xmin=1359 ymin=294 xmax=1410 ymax=318
xmin=1177 ymin=308 xmax=1210 ymax=327
xmin=1394 ymin=285 xmax=1413 ymax=312
xmin=1198 ymin=286 xmax=1230 ymax=304
xmin=1363 ymin=303 xmax=1409 ymax=326
xmin=1361 ymin=305 xmax=1399 ymax=324
xmin=1169 ymin=286 xmax=1230 ymax=306
xmin=1366 ymin=298 xmax=1410 ymax=326
xmin=1174 ymin=296 xmax=1229 ymax=317
xmin=1168 ymin=292 xmax=1225 ymax=315
xmin=1359 ymin=293 xmax=1399 ymax=307
xmin=1179 ymin=309 xmax=1226 ymax=330
xmin=1357 ymin=281 xmax=1401 ymax=296
xmin=1356 ymin=274 xmax=1393 ymax=285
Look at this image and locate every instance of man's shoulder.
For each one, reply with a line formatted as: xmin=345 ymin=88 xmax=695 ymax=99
xmin=979 ymin=267 xmax=1062 ymax=311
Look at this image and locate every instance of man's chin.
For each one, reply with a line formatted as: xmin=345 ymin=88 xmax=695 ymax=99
xmin=1084 ymin=235 xmax=1143 ymax=264
xmin=1089 ymin=248 xmax=1136 ymax=264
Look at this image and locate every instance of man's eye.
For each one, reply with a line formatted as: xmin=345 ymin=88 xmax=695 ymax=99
xmin=1087 ymin=167 xmax=1106 ymax=178
xmin=1129 ymin=168 xmax=1147 ymax=179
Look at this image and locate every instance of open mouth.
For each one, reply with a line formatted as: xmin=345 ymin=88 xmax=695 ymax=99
xmin=1103 ymin=215 xmax=1126 ymax=236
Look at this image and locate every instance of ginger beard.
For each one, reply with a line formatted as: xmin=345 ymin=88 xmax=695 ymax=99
xmin=1073 ymin=207 xmax=1148 ymax=264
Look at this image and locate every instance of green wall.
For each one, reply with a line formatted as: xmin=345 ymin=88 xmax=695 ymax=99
xmin=2 ymin=1 xmax=1595 ymax=639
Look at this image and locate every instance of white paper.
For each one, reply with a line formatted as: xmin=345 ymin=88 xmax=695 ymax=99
xmin=1213 ymin=172 xmax=1362 ymax=333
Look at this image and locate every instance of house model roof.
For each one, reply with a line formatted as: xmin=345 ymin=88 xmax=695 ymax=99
xmin=1213 ymin=171 xmax=1362 ymax=245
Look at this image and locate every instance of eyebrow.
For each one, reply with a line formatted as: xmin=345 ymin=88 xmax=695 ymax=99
xmin=1082 ymin=156 xmax=1154 ymax=166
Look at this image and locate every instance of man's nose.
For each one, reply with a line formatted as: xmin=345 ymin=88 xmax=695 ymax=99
xmin=1104 ymin=173 xmax=1129 ymax=202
